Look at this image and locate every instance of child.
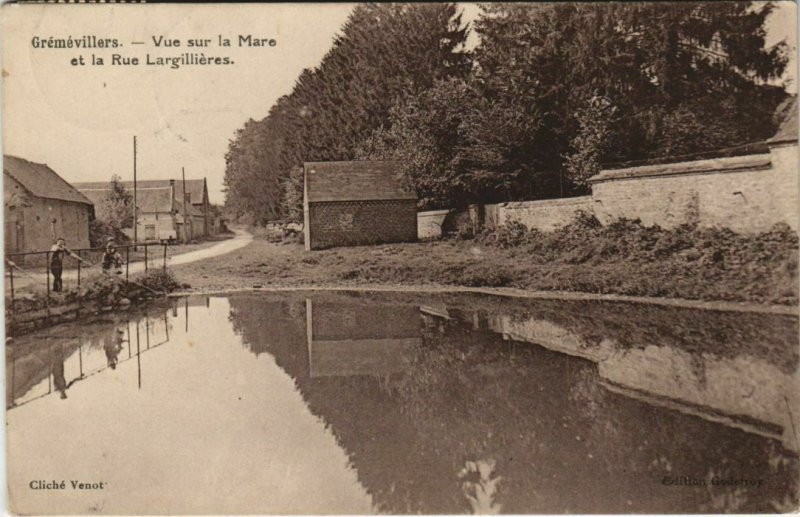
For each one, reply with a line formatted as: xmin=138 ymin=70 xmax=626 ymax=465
xmin=102 ymin=237 xmax=123 ymax=274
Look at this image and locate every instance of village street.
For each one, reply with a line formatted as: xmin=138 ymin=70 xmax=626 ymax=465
xmin=10 ymin=229 xmax=252 ymax=293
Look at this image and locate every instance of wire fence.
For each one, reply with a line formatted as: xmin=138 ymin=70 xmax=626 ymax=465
xmin=5 ymin=242 xmax=169 ymax=309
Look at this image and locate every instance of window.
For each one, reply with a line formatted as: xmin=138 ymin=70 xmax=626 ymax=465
xmin=145 ymin=225 xmax=156 ymax=240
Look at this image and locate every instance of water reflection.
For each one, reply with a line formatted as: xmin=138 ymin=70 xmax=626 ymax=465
xmin=306 ymin=299 xmax=421 ymax=377
xmin=7 ymin=302 xmax=174 ymax=408
xmin=228 ymin=292 xmax=799 ymax=514
xmin=6 ymin=291 xmax=799 ymax=514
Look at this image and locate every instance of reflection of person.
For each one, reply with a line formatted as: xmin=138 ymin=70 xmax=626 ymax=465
xmin=104 ymin=329 xmax=126 ymax=369
xmin=102 ymin=237 xmax=123 ymax=274
xmin=49 ymin=238 xmax=83 ymax=292
xmin=51 ymin=344 xmax=77 ymax=399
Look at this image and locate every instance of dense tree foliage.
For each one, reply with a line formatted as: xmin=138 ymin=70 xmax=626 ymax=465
xmin=226 ymin=1 xmax=790 ymax=218
xmin=224 ymin=3 xmax=469 ymax=223
xmin=99 ymin=174 xmax=133 ymax=230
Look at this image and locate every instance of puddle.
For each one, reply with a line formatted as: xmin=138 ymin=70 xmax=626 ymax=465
xmin=6 ymin=291 xmax=799 ymax=514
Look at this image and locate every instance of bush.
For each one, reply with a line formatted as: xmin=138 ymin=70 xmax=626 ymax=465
xmin=133 ymin=269 xmax=182 ymax=293
xmin=476 ymin=221 xmax=535 ymax=248
xmin=89 ymin=219 xmax=129 ymax=248
xmin=470 ymin=213 xmax=798 ymax=303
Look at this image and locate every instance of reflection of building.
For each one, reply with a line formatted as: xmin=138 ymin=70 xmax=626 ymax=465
xmin=4 ymin=155 xmax=93 ymax=256
xmin=305 ymin=299 xmax=421 ymax=378
xmin=226 ymin=293 xmax=798 ymax=514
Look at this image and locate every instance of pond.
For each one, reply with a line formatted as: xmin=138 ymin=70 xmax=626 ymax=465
xmin=6 ymin=291 xmax=800 ymax=514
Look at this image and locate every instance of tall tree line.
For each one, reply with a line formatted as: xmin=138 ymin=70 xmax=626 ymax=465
xmin=224 ymin=3 xmax=468 ymax=223
xmin=225 ymin=2 xmax=789 ymax=220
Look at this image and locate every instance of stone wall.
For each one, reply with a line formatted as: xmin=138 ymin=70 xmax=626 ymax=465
xmin=590 ymin=149 xmax=798 ymax=233
xmin=493 ymin=197 xmax=593 ymax=231
xmin=307 ymin=199 xmax=417 ymax=250
xmin=433 ymin=144 xmax=797 ymax=236
xmin=417 ymin=209 xmax=449 ymax=240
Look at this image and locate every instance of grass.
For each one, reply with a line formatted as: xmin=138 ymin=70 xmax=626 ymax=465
xmin=171 ymin=216 xmax=798 ymax=306
xmin=7 ymin=269 xmax=183 ymax=314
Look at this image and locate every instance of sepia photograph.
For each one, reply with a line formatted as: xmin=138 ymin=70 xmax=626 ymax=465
xmin=1 ymin=1 xmax=799 ymax=514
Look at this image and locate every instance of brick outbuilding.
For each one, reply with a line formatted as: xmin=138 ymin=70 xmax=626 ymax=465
xmin=303 ymin=161 xmax=417 ymax=251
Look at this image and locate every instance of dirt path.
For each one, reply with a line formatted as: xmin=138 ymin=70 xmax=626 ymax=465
xmin=10 ymin=230 xmax=252 ymax=291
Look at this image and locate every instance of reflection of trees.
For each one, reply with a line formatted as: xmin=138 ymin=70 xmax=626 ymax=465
xmin=227 ymin=293 xmax=799 ymax=514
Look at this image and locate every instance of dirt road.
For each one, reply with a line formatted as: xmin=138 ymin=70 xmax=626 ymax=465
xmin=9 ymin=230 xmax=252 ymax=292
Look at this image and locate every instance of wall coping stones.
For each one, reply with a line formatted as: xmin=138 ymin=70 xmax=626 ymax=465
xmin=500 ymin=196 xmax=593 ymax=209
xmin=417 ymin=209 xmax=451 ymax=216
xmin=590 ymin=153 xmax=772 ymax=184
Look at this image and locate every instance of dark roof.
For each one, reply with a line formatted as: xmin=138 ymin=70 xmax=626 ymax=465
xmin=73 ymin=179 xmax=207 ymax=204
xmin=304 ymin=161 xmax=415 ymax=203
xmin=174 ymin=196 xmax=204 ymax=217
xmin=78 ymin=188 xmax=107 ymax=209
xmin=3 ymin=155 xmax=93 ymax=206
xmin=78 ymin=186 xmax=173 ymax=213
xmin=78 ymin=185 xmax=203 ymax=216
xmin=768 ymin=96 xmax=798 ymax=145
xmin=138 ymin=188 xmax=174 ymax=213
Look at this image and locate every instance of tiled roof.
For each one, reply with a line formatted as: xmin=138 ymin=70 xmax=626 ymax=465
xmin=73 ymin=179 xmax=207 ymax=204
xmin=304 ymin=161 xmax=416 ymax=203
xmin=3 ymin=155 xmax=93 ymax=206
xmin=78 ymin=185 xmax=203 ymax=217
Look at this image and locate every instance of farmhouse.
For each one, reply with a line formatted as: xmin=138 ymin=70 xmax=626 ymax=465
xmin=303 ymin=160 xmax=417 ymax=251
xmin=78 ymin=180 xmax=205 ymax=242
xmin=3 ymin=155 xmax=93 ymax=256
xmin=75 ymin=177 xmax=213 ymax=239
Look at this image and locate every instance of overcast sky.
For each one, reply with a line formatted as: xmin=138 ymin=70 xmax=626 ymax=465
xmin=2 ymin=2 xmax=796 ymax=205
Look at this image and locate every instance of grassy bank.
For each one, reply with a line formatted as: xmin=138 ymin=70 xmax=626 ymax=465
xmin=7 ymin=270 xmax=183 ymax=314
xmin=172 ymin=216 xmax=798 ymax=306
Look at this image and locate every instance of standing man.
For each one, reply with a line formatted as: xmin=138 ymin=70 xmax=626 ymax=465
xmin=49 ymin=238 xmax=84 ymax=292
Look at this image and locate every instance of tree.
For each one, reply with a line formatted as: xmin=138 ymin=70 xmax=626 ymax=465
xmin=281 ymin=165 xmax=304 ymax=224
xmin=224 ymin=3 xmax=470 ymax=223
xmin=469 ymin=2 xmax=789 ymax=193
xmin=563 ymin=94 xmax=617 ymax=192
xmin=99 ymin=175 xmax=133 ymax=230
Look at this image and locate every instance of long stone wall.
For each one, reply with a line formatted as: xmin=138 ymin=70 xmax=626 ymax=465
xmin=418 ymin=142 xmax=798 ymax=237
xmin=590 ymin=148 xmax=798 ymax=233
xmin=491 ymin=196 xmax=593 ymax=232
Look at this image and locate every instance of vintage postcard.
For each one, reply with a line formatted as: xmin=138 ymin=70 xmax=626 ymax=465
xmin=2 ymin=1 xmax=799 ymax=514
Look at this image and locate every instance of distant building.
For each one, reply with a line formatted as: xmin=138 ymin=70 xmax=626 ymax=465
xmin=78 ymin=180 xmax=204 ymax=242
xmin=74 ymin=178 xmax=213 ymax=238
xmin=303 ymin=161 xmax=417 ymax=251
xmin=3 ymin=155 xmax=93 ymax=256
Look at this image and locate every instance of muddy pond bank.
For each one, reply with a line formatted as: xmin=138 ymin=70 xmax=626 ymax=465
xmin=5 ymin=270 xmax=182 ymax=336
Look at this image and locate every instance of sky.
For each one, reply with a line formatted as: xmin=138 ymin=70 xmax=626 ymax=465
xmin=1 ymin=2 xmax=796 ymax=205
